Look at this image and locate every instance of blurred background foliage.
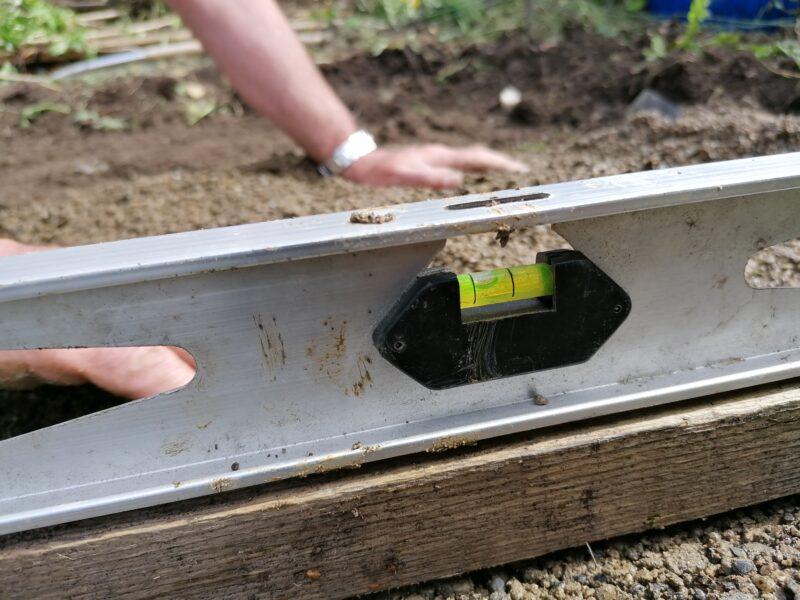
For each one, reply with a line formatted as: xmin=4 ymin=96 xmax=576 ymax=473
xmin=2 ymin=0 xmax=800 ymax=74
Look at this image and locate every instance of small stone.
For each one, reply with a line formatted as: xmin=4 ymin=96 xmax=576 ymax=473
xmin=499 ymin=85 xmax=522 ymax=111
xmin=490 ymin=574 xmax=507 ymax=593
xmin=753 ymin=575 xmax=774 ymax=592
xmin=693 ymin=590 xmax=707 ymax=600
xmin=649 ymin=582 xmax=671 ymax=597
xmin=595 ymin=583 xmax=618 ymax=600
xmin=627 ymin=89 xmax=681 ymax=121
xmin=74 ymin=158 xmax=110 ymax=176
xmin=665 ymin=572 xmax=684 ymax=589
xmin=522 ymin=568 xmax=547 ymax=584
xmin=508 ymin=578 xmax=527 ymax=600
xmin=489 ymin=592 xmax=510 ymax=600
xmin=731 ymin=558 xmax=756 ymax=575
xmin=665 ymin=543 xmax=709 ymax=574
xmin=741 ymin=542 xmax=772 ymax=559
xmin=182 ymin=81 xmax=207 ymax=99
xmin=783 ymin=513 xmax=796 ymax=523
xmin=630 ymin=583 xmax=646 ymax=597
xmin=720 ymin=592 xmax=756 ymax=600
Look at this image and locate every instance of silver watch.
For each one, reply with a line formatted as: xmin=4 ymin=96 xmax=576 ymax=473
xmin=317 ymin=129 xmax=377 ymax=177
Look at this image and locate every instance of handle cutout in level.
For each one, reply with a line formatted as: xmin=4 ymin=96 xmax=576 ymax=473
xmin=446 ymin=192 xmax=549 ymax=210
xmin=745 ymin=239 xmax=800 ymax=289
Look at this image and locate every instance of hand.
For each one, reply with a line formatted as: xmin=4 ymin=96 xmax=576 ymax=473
xmin=0 ymin=239 xmax=196 ymax=400
xmin=342 ymin=143 xmax=529 ymax=189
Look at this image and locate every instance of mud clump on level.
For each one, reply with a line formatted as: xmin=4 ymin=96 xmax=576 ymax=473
xmin=427 ymin=435 xmax=478 ymax=453
xmin=350 ymin=209 xmax=395 ymax=224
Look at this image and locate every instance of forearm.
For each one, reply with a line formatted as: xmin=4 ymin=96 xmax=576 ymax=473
xmin=167 ymin=0 xmax=357 ymax=161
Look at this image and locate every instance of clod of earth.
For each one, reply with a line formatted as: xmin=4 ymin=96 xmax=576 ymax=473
xmin=350 ymin=210 xmax=395 ymax=224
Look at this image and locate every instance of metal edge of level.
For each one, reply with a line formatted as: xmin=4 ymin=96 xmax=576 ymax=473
xmin=0 ymin=153 xmax=797 ymax=302
xmin=3 ymin=347 xmax=800 ymax=534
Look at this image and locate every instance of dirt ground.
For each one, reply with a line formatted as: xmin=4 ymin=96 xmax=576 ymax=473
xmin=2 ymin=27 xmax=800 ymax=599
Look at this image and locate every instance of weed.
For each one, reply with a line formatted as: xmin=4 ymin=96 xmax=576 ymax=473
xmin=0 ymin=0 xmax=90 ymax=59
xmin=72 ymin=109 xmax=128 ymax=132
xmin=347 ymin=0 xmax=643 ymax=49
xmin=182 ymin=99 xmax=216 ymax=126
xmin=18 ymin=100 xmax=68 ymax=127
xmin=773 ymin=38 xmax=800 ymax=67
xmin=676 ymin=0 xmax=711 ymax=49
xmin=644 ymin=33 xmax=669 ymax=61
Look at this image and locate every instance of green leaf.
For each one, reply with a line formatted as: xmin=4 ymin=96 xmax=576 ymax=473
xmin=19 ymin=100 xmax=69 ymax=128
xmin=0 ymin=0 xmax=91 ymax=58
xmin=183 ymin=99 xmax=216 ymax=126
xmin=709 ymin=31 xmax=742 ymax=47
xmin=625 ymin=0 xmax=647 ymax=13
xmin=676 ymin=0 xmax=710 ymax=49
xmin=644 ymin=34 xmax=668 ymax=61
xmin=72 ymin=109 xmax=128 ymax=132
xmin=775 ymin=39 xmax=800 ymax=69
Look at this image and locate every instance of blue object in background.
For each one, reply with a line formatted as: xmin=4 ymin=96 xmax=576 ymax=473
xmin=648 ymin=0 xmax=798 ymax=26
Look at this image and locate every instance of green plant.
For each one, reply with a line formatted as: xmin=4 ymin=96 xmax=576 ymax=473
xmin=624 ymin=0 xmax=647 ymax=12
xmin=676 ymin=0 xmax=711 ymax=49
xmin=182 ymin=99 xmax=216 ymax=126
xmin=18 ymin=100 xmax=68 ymax=127
xmin=350 ymin=0 xmax=642 ymax=45
xmin=643 ymin=33 xmax=668 ymax=61
xmin=72 ymin=109 xmax=128 ymax=132
xmin=0 ymin=0 xmax=90 ymax=58
xmin=358 ymin=0 xmax=485 ymax=30
xmin=773 ymin=38 xmax=800 ymax=67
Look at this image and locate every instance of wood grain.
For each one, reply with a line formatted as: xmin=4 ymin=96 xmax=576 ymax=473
xmin=3 ymin=381 xmax=800 ymax=599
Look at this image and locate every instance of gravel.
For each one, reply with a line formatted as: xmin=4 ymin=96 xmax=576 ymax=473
xmin=373 ymin=497 xmax=800 ymax=599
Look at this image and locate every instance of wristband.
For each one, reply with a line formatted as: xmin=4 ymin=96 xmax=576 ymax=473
xmin=317 ymin=129 xmax=377 ymax=177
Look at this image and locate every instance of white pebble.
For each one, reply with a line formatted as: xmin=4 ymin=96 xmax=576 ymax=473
xmin=499 ymin=85 xmax=522 ymax=111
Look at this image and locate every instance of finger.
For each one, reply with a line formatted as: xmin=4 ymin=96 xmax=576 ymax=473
xmin=28 ymin=346 xmax=196 ymax=399
xmin=425 ymin=145 xmax=529 ymax=173
xmin=391 ymin=163 xmax=464 ymax=189
xmin=0 ymin=350 xmax=86 ymax=390
xmin=78 ymin=347 xmax=196 ymax=399
xmin=0 ymin=238 xmax=52 ymax=257
xmin=172 ymin=347 xmax=197 ymax=368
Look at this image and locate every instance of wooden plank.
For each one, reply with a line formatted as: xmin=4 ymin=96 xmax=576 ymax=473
xmin=2 ymin=381 xmax=800 ymax=599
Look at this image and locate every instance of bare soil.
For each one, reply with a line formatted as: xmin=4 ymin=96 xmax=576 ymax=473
xmin=1 ymin=28 xmax=800 ymax=599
